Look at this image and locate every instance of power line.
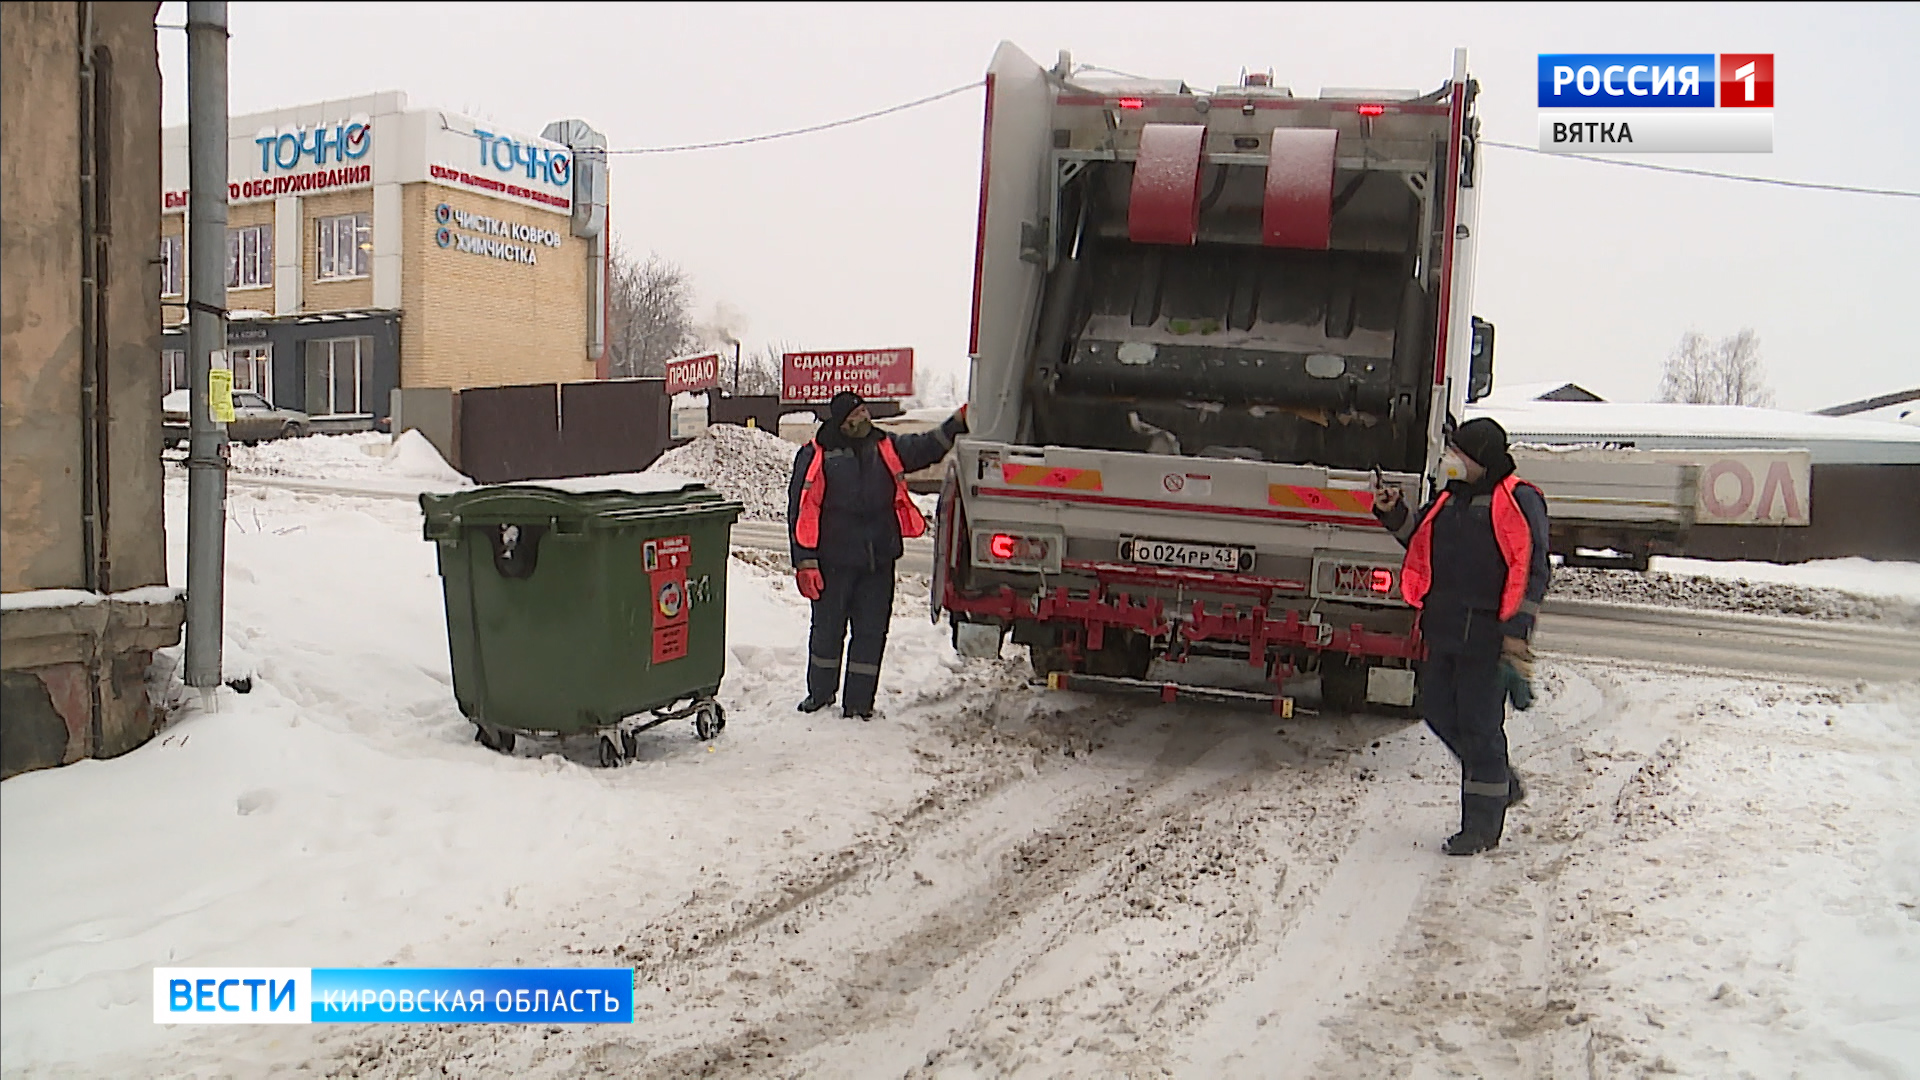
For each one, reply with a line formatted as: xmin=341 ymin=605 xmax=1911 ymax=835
xmin=1482 ymin=140 xmax=1920 ymax=199
xmin=607 ymin=81 xmax=983 ymax=155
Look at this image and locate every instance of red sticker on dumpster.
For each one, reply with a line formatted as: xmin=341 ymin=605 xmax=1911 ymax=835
xmin=652 ymin=568 xmax=689 ymax=663
xmin=642 ymin=535 xmax=691 ymax=573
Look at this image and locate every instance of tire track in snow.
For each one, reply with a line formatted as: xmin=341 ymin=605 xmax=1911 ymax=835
xmin=602 ymin=717 xmax=1268 ymax=1076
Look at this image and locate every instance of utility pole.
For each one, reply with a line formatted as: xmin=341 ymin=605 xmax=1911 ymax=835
xmin=183 ymin=1 xmax=229 ymax=689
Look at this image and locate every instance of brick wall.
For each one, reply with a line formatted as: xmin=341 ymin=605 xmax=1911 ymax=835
xmin=302 ymin=189 xmax=375 ymax=312
xmin=160 ymin=201 xmax=285 ymax=326
xmin=400 ymin=183 xmax=591 ymax=390
xmin=225 ymin=200 xmax=275 ymax=311
xmin=162 ymin=211 xmax=184 ymax=327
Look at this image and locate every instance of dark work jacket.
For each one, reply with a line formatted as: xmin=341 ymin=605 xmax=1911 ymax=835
xmin=788 ymin=415 xmax=964 ymax=571
xmin=1377 ymin=460 xmax=1552 ymax=656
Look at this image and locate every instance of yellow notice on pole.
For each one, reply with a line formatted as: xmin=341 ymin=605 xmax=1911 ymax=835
xmin=209 ymin=368 xmax=235 ymax=423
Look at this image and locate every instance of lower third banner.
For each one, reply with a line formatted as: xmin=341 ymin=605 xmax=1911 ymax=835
xmin=154 ymin=967 xmax=633 ymax=1024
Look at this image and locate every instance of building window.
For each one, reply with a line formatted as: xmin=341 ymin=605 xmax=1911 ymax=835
xmin=230 ymin=344 xmax=273 ymax=402
xmin=316 ymin=213 xmax=371 ymax=280
xmin=305 ymin=336 xmax=373 ymax=416
xmin=160 ymin=235 xmax=184 ymax=296
xmin=227 ymin=225 xmax=274 ymax=290
xmin=163 ymin=348 xmax=188 ymax=394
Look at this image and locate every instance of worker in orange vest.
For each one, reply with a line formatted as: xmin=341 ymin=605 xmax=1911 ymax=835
xmin=788 ymin=391 xmax=967 ymax=719
xmin=1374 ymin=417 xmax=1551 ymax=855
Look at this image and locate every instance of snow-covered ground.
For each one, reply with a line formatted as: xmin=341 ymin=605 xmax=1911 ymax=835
xmin=1653 ymin=556 xmax=1920 ymax=604
xmin=4 ymin=451 xmax=1919 ymax=1077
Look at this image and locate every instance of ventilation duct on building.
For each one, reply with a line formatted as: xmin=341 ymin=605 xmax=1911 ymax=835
xmin=542 ymin=119 xmax=609 ymax=366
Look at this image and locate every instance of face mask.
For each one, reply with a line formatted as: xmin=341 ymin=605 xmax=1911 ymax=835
xmin=842 ymin=417 xmax=873 ymax=439
xmin=1440 ymin=449 xmax=1469 ymax=481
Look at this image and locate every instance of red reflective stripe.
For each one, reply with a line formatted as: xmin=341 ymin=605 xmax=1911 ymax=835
xmin=794 ymin=440 xmax=827 ymax=548
xmin=1398 ymin=478 xmax=1536 ymax=621
xmin=1492 ymin=476 xmax=1535 ymax=621
xmin=1398 ymin=493 xmax=1448 ymax=609
xmin=878 ymin=437 xmax=928 ymax=539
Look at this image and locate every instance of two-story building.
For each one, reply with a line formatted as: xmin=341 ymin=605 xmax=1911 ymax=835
xmin=159 ymin=92 xmax=609 ymax=426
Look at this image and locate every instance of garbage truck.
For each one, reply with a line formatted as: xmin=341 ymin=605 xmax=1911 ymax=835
xmin=933 ymin=44 xmax=1694 ymax=715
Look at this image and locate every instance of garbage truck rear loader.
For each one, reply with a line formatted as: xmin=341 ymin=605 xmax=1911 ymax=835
xmin=935 ymin=45 xmax=1496 ymax=714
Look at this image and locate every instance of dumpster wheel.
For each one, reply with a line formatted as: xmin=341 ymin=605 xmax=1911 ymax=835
xmin=694 ymin=701 xmax=726 ymax=742
xmin=596 ymin=734 xmax=623 ymax=769
xmin=474 ymin=724 xmax=515 ymax=755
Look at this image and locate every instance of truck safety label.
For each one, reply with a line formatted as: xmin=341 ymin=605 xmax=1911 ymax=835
xmin=1000 ymin=463 xmax=1104 ymax=491
xmin=1267 ymin=485 xmax=1374 ymax=515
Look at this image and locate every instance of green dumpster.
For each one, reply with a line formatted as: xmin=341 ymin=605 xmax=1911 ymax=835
xmin=421 ymin=475 xmax=744 ymax=766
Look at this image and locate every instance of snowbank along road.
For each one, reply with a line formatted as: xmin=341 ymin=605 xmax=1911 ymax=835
xmin=30 ymin=466 xmax=1908 ymax=1078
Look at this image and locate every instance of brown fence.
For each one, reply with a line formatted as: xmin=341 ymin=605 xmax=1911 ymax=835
xmin=456 ymin=378 xmax=671 ymax=485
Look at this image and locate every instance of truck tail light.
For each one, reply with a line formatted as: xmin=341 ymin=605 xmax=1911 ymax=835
xmin=1310 ymin=555 xmax=1407 ymax=606
xmin=972 ymin=528 xmax=1063 ymax=573
xmin=1357 ymin=103 xmax=1387 ymax=116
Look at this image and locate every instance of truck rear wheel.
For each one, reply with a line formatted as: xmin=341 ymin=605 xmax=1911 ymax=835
xmin=1030 ymin=631 xmax=1153 ymax=683
xmin=1319 ymin=656 xmax=1370 ymax=716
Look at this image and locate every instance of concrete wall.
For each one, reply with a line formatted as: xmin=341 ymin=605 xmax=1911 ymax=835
xmin=2 ymin=1 xmax=87 ymax=591
xmin=2 ymin=1 xmax=167 ymax=595
xmin=2 ymin=2 xmax=180 ymax=778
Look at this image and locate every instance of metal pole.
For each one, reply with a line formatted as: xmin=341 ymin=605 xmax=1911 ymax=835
xmin=183 ymin=1 xmax=229 ymax=688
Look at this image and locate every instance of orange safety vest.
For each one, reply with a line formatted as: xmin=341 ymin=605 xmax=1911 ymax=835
xmin=794 ymin=435 xmax=927 ymax=549
xmin=1400 ymin=473 xmax=1536 ymax=622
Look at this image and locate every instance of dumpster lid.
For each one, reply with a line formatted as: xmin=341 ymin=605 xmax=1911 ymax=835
xmin=496 ymin=471 xmax=704 ymax=496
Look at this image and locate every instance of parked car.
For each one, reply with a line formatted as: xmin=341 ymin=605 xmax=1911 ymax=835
xmin=162 ymin=389 xmax=310 ymax=448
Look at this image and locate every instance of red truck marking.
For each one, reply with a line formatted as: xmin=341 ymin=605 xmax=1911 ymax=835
xmin=999 ymin=464 xmax=1105 ymax=491
xmin=1267 ymin=484 xmax=1375 ymax=515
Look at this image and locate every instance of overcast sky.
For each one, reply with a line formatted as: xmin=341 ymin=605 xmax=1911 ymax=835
xmin=157 ymin=2 xmax=1919 ymax=411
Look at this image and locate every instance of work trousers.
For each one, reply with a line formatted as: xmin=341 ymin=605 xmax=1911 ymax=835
xmin=806 ymin=563 xmax=897 ymax=713
xmin=1420 ymin=648 xmax=1512 ymax=840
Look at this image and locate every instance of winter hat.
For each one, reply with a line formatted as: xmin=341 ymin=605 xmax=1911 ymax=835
xmin=1449 ymin=417 xmax=1510 ymax=470
xmin=827 ymin=391 xmax=866 ymax=426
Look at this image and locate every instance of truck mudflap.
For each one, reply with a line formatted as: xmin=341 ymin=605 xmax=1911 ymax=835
xmin=1045 ymin=671 xmax=1302 ymax=718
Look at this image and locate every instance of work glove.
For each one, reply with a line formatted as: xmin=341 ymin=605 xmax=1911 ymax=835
xmin=1501 ymin=636 xmax=1535 ymax=711
xmin=796 ymin=562 xmax=824 ymax=601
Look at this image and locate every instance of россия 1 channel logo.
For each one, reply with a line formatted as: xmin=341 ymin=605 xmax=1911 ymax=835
xmin=1537 ymin=53 xmax=1774 ymax=154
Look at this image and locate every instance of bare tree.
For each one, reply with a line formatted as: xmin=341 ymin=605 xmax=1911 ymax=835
xmin=904 ymin=368 xmax=966 ymax=409
xmin=607 ymin=241 xmax=698 ymax=379
xmin=735 ymin=339 xmax=793 ymax=398
xmin=1658 ymin=328 xmax=1775 ymax=407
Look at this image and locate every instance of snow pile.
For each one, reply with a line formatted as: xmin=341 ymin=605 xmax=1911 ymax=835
xmin=1550 ymin=564 xmax=1920 ymax=625
xmin=648 ymin=423 xmax=797 ymax=522
xmin=209 ymin=431 xmax=474 ymax=490
xmin=383 ymin=430 xmax=470 ymax=488
xmin=224 ymin=431 xmax=392 ymax=479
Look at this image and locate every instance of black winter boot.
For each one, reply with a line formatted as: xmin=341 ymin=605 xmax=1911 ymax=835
xmin=1445 ymin=785 xmax=1509 ymax=856
xmin=797 ymin=695 xmax=835 ymax=714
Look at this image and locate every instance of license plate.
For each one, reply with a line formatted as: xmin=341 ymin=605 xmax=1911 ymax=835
xmin=1118 ymin=537 xmax=1253 ymax=573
